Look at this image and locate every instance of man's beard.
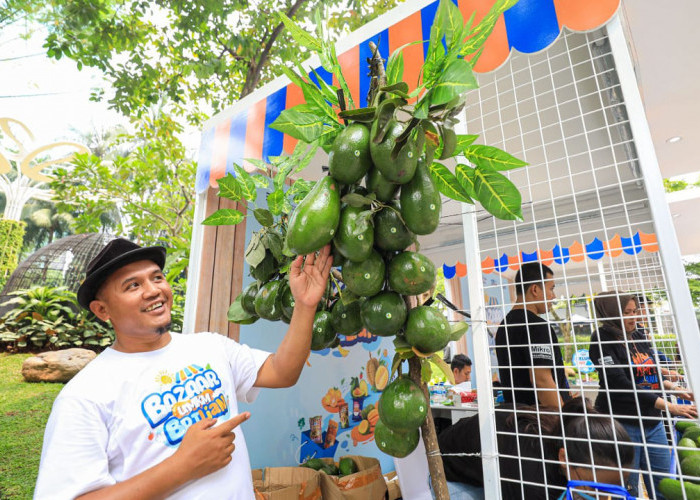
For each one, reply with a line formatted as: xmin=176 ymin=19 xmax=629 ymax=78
xmin=155 ymin=322 xmax=172 ymax=335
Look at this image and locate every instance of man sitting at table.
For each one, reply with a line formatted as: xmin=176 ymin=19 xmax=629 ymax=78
xmin=451 ymin=354 xmax=472 ymax=390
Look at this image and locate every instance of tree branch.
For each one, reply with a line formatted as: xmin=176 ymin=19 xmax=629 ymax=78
xmin=240 ymin=0 xmax=309 ymax=97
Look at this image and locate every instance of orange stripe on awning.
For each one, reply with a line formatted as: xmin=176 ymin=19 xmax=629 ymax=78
xmin=283 ymin=83 xmax=304 ymax=154
xmin=210 ymin=120 xmax=231 ymax=188
xmin=455 ymin=261 xmax=467 ymax=277
xmin=243 ymin=99 xmax=266 ymax=172
xmin=389 ymin=11 xmax=424 ymax=100
xmin=553 ymin=0 xmax=620 ymax=31
xmin=605 ymin=234 xmax=623 ymax=257
xmin=335 ymin=46 xmax=360 ymax=109
xmin=459 ymin=0 xmax=510 ymax=73
xmin=568 ymin=241 xmax=585 ymax=262
xmin=639 ymin=231 xmax=659 ymax=252
xmin=539 ymin=249 xmax=554 ymax=266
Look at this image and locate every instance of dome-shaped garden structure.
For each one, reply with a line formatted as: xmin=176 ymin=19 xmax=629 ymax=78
xmin=0 ymin=233 xmax=115 ymax=315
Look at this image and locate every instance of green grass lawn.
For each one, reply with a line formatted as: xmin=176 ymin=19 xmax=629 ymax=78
xmin=0 ymin=353 xmax=63 ymax=499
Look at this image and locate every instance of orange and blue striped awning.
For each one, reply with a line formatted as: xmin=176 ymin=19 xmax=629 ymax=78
xmin=196 ymin=0 xmax=620 ymax=193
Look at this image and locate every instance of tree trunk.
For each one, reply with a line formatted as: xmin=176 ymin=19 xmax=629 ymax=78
xmin=408 ymin=356 xmax=449 ymax=499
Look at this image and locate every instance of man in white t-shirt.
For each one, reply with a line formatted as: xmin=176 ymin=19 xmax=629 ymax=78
xmin=34 ymin=238 xmax=333 ymax=500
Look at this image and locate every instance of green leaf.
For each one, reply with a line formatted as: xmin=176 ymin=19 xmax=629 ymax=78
xmin=278 ymin=12 xmax=322 ymax=53
xmin=463 ymin=145 xmax=528 ymax=171
xmin=245 ymin=233 xmax=266 ymax=268
xmin=265 ymin=231 xmax=285 ymax=262
xmin=429 ymin=163 xmax=473 ymax=203
xmin=380 ymin=82 xmax=410 ymax=99
xmin=449 ymin=321 xmax=469 ymax=341
xmin=430 ymin=58 xmax=478 ymax=107
xmin=430 ymin=353 xmax=455 ymax=384
xmin=453 ymin=134 xmax=479 ymax=156
xmin=234 ymin=164 xmax=257 ymax=202
xmin=269 ymin=108 xmax=326 ymax=143
xmin=474 ymin=166 xmax=523 ymax=220
xmin=216 ymin=173 xmax=242 ymax=202
xmin=420 ymin=358 xmax=433 ymax=383
xmin=339 ymin=107 xmax=377 ymax=123
xmin=372 ymin=98 xmax=404 ymax=144
xmin=455 ymin=164 xmax=476 ymax=199
xmin=267 ymin=189 xmax=286 ymax=216
xmin=437 ymin=0 xmax=465 ymax=49
xmin=393 ymin=335 xmax=413 ymax=353
xmin=341 ymin=193 xmax=373 ymax=208
xmin=227 ymin=295 xmax=258 ymax=324
xmin=351 ymin=210 xmax=373 ymax=236
xmin=253 ymin=208 xmax=274 ymax=227
xmin=386 ymin=50 xmax=404 ymax=86
xmin=287 ymin=179 xmax=315 ymax=204
xmin=391 ymin=352 xmax=403 ymax=377
xmin=202 ymin=208 xmax=244 ymax=226
xmin=310 ymin=67 xmax=339 ymax=107
xmin=438 ymin=125 xmax=457 ymax=160
xmin=251 ymin=175 xmax=269 ymax=189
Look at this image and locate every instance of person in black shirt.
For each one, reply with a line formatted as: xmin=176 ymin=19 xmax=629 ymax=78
xmin=590 ymin=291 xmax=696 ymax=499
xmin=438 ymin=398 xmax=634 ymax=499
xmin=496 ymin=263 xmax=571 ymax=409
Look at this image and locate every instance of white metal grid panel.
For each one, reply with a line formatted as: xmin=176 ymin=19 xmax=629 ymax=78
xmin=453 ymin=23 xmax=699 ymax=500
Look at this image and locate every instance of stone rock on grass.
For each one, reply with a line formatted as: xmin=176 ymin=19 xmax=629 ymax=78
xmin=22 ymin=348 xmax=96 ymax=383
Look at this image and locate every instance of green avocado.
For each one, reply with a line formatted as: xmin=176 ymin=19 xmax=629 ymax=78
xmin=321 ymin=463 xmax=340 ymax=476
xmin=365 ymin=167 xmax=399 ymax=203
xmin=679 ymin=437 xmax=700 ymax=462
xmin=374 ymin=202 xmax=415 ymax=252
xmin=240 ymin=282 xmax=259 ymax=316
xmin=286 ymin=176 xmax=340 ymax=255
xmin=388 ymin=251 xmax=436 ymax=296
xmin=360 ymin=292 xmax=407 ymax=337
xmin=681 ymin=455 xmax=700 ymax=483
xmin=370 ymin=120 xmax=417 ymax=184
xmin=659 ymin=478 xmax=700 ymax=500
xmin=374 ymin=419 xmax=420 ymax=458
xmin=311 ymin=311 xmax=337 ymax=351
xmin=685 ymin=427 xmax=700 ymax=442
xmin=330 ymin=297 xmax=363 ymax=335
xmin=334 ymin=205 xmax=374 ymax=262
xmin=377 ymin=375 xmax=428 ymax=432
xmin=338 ymin=457 xmax=359 ymax=477
xmin=405 ymin=306 xmax=450 ymax=354
xmin=254 ymin=280 xmax=283 ymax=321
xmin=342 ymin=249 xmax=386 ymax=297
xmin=302 ymin=458 xmax=326 ymax=470
xmin=677 ymin=421 xmax=700 ymax=433
xmin=329 ymin=123 xmax=372 ymax=185
xmin=279 ymin=283 xmax=295 ymax=320
xmin=399 ymin=157 xmax=441 ymax=235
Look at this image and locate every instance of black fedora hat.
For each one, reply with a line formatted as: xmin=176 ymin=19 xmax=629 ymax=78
xmin=77 ymin=238 xmax=167 ymax=310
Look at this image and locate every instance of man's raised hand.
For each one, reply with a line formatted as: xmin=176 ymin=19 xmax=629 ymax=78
xmin=288 ymin=244 xmax=333 ymax=309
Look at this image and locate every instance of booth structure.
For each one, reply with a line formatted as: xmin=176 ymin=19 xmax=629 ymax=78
xmin=185 ymin=0 xmax=700 ymax=497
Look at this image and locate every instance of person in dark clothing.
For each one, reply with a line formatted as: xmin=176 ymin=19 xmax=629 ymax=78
xmin=496 ymin=263 xmax=571 ymax=409
xmin=589 ymin=291 xmax=696 ymax=499
xmin=438 ymin=398 xmax=634 ymax=499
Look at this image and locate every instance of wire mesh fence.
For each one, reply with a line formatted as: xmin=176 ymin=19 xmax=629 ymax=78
xmin=436 ymin=21 xmax=699 ymax=500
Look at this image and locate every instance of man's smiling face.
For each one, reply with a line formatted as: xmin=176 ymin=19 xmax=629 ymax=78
xmin=90 ymin=260 xmax=173 ymax=339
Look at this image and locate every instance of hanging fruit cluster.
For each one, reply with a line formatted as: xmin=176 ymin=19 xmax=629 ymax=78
xmin=206 ymin=0 xmax=523 ymax=460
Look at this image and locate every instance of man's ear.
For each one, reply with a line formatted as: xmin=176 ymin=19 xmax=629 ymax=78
xmin=89 ymin=299 xmax=110 ymax=322
xmin=558 ymin=447 xmax=566 ymax=464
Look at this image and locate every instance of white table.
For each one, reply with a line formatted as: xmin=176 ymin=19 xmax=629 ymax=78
xmin=430 ymin=402 xmax=479 ymax=424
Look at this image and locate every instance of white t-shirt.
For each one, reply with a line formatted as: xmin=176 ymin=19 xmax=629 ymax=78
xmin=34 ymin=332 xmax=270 ymax=500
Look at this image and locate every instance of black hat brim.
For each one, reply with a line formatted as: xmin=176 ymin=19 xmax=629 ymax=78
xmin=77 ymin=246 xmax=166 ymax=310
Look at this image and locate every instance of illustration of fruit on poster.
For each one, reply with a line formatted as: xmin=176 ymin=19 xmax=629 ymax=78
xmin=296 ymin=336 xmax=392 ymax=468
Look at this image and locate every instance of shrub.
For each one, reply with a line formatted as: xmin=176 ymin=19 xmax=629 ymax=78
xmin=0 ymin=219 xmax=26 ymax=291
xmin=0 ymin=286 xmax=113 ymax=352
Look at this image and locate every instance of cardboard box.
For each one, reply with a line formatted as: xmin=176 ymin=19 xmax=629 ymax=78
xmin=252 ymin=466 xmax=322 ymax=500
xmin=317 ymin=455 xmax=388 ymax=500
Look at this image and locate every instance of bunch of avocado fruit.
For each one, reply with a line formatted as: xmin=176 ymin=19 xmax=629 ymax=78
xmin=658 ymin=421 xmax=700 ymax=499
xmin=301 ymin=456 xmax=359 ymax=477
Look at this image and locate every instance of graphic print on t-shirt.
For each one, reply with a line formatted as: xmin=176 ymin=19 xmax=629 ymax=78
xmin=631 ymin=351 xmax=660 ymax=390
xmin=141 ymin=363 xmax=230 ymax=445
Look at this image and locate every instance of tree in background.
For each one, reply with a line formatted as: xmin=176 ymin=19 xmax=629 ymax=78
xmin=685 ymin=261 xmax=700 ymax=309
xmin=20 ymin=0 xmax=400 ymax=124
xmin=49 ymin=114 xmax=196 ymax=280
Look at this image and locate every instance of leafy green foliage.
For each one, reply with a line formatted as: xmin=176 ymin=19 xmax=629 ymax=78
xmin=0 ymin=219 xmax=26 ymax=290
xmin=664 ymin=178 xmax=689 ymax=193
xmin=49 ymin=115 xmax=195 ymax=281
xmin=685 ymin=261 xmax=700 ymax=308
xmin=0 ymin=286 xmax=114 ymax=352
xmin=27 ymin=0 xmax=400 ymax=124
